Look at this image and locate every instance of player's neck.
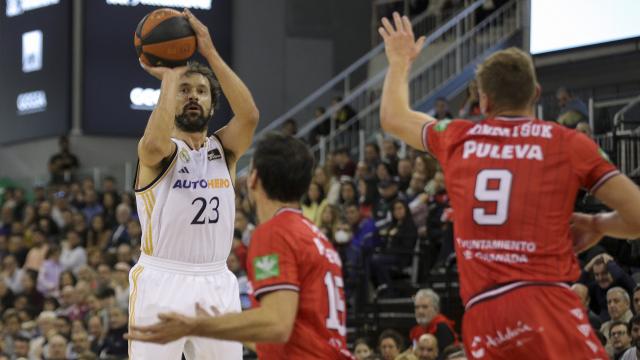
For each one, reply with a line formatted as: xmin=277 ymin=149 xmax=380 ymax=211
xmin=174 ymin=130 xmax=208 ymax=150
xmin=255 ymin=197 xmax=300 ymax=224
xmin=489 ymin=107 xmax=535 ymax=119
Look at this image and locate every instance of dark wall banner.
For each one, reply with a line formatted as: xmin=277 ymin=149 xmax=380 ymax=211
xmin=83 ymin=0 xmax=232 ymax=137
xmin=0 ymin=0 xmax=71 ymax=144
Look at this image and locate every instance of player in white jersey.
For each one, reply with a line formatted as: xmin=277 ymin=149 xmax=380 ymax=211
xmin=129 ymin=9 xmax=259 ymax=360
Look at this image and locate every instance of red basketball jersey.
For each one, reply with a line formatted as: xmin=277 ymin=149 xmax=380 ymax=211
xmin=247 ymin=208 xmax=351 ymax=360
xmin=422 ymin=117 xmax=619 ymax=305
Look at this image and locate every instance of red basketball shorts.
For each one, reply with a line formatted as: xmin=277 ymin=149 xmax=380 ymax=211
xmin=462 ymin=282 xmax=608 ymax=360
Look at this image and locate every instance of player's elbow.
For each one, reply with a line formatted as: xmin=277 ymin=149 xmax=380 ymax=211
xmin=380 ymin=108 xmax=395 ymax=134
xmin=240 ymin=107 xmax=260 ymax=129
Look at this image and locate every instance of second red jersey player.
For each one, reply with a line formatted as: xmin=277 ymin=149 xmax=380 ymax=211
xmin=422 ymin=116 xmax=612 ymax=359
xmin=247 ymin=208 xmax=350 ymax=359
xmin=376 ymin=13 xmax=640 ymax=360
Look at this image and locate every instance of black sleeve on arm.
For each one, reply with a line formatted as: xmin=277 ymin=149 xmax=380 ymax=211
xmin=434 ymin=323 xmax=455 ymax=353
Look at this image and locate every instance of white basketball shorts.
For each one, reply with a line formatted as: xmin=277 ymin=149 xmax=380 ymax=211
xmin=128 ymin=253 xmax=242 ymax=360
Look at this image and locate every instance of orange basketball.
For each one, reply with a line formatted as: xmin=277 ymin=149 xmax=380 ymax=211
xmin=134 ymin=8 xmax=197 ymax=68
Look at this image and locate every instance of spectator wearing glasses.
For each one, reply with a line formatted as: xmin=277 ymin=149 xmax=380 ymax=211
xmin=610 ymin=321 xmax=633 ymax=360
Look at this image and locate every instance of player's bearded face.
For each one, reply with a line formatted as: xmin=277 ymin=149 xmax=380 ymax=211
xmin=175 ymin=101 xmax=212 ymax=133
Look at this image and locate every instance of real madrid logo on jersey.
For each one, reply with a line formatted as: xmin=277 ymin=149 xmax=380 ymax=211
xmin=179 ymin=148 xmax=191 ymax=162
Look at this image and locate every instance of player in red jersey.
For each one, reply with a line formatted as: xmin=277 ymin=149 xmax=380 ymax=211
xmin=126 ymin=133 xmax=353 ymax=360
xmin=378 ymin=12 xmax=640 ymax=360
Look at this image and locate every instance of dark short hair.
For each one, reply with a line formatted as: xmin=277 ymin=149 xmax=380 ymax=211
xmin=366 ymin=142 xmax=380 ymax=154
xmin=630 ymin=314 xmax=640 ymax=328
xmin=378 ymin=329 xmax=404 ymax=351
xmin=185 ymin=61 xmax=221 ymax=110
xmin=252 ymin=133 xmax=314 ymax=203
xmin=609 ymin=320 xmax=630 ymax=337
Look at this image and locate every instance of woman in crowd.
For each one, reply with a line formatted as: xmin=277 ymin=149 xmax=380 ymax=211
xmin=301 ymin=182 xmax=329 ymax=226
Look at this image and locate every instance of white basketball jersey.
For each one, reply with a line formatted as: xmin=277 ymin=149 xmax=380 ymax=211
xmin=134 ymin=136 xmax=235 ymax=263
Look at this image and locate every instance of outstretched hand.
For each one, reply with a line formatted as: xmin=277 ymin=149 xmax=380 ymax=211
xmin=183 ymin=8 xmax=216 ymax=58
xmin=378 ymin=12 xmax=426 ymax=65
xmin=125 ymin=303 xmax=219 ymax=344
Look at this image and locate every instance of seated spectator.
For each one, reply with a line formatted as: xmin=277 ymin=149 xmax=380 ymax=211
xmin=354 ymin=161 xmax=372 ymax=184
xmin=364 ymin=142 xmax=382 ymax=172
xmin=116 ymin=244 xmax=135 ymax=268
xmin=571 ymin=283 xmax=602 ymax=330
xmin=48 ymin=136 xmax=79 ymax=185
xmin=70 ymin=330 xmax=94 ymax=359
xmin=99 ymin=307 xmax=128 ymax=358
xmin=579 ymin=253 xmax=636 ymax=321
xmin=112 ymin=263 xmax=130 ymax=310
xmin=281 ymin=118 xmax=298 ymax=137
xmin=414 ymin=334 xmax=438 ymax=360
xmin=36 ymin=245 xmax=64 ymax=297
xmin=406 ymin=168 xmax=426 ymax=201
xmin=458 ymin=79 xmax=482 ymax=121
xmin=339 ymin=179 xmax=358 ymax=207
xmin=313 ymin=165 xmax=340 ymax=205
xmin=318 ymin=205 xmax=340 ymax=243
xmin=576 ymin=121 xmax=593 ymax=137
xmin=20 ymin=270 xmax=44 ymax=313
xmin=127 ymin=218 xmax=142 ymax=249
xmin=429 ymin=97 xmax=454 ymax=120
xmin=635 ymin=286 xmax=640 ymax=314
xmin=13 ymin=334 xmax=30 ymax=359
xmin=378 ymin=329 xmax=404 ymax=360
xmin=373 ymin=180 xmax=404 ymax=232
xmin=620 ymin=315 xmax=640 ymax=360
xmin=353 ymin=338 xmax=373 ymax=360
xmin=602 ymin=287 xmax=635 ymax=350
xmin=2 ymin=255 xmax=25 ymax=294
xmin=331 ymin=96 xmax=356 ymax=128
xmin=81 ymin=190 xmax=103 ymax=225
xmin=308 ymin=107 xmax=330 ymax=145
xmin=101 ymin=192 xmax=118 ymax=229
xmin=234 ymin=210 xmax=255 ymax=247
xmin=57 ymin=285 xmax=87 ymax=322
xmin=301 ymin=182 xmax=329 ymax=226
xmin=335 ymin=148 xmax=356 ymax=177
xmin=86 ymin=215 xmax=111 ymax=249
xmin=382 ymin=139 xmax=400 ymax=174
xmin=556 ymin=86 xmax=588 ymax=128
xmin=371 ymin=200 xmax=417 ymax=290
xmin=375 ymin=162 xmax=394 ymax=183
xmin=87 ymin=315 xmax=106 ymax=355
xmin=46 ymin=334 xmax=69 ymax=360
xmin=357 ymin=178 xmax=377 ymax=219
xmin=397 ymin=159 xmax=413 ymax=192
xmin=108 ymin=204 xmax=132 ymax=250
xmin=441 ymin=344 xmax=467 ymax=360
xmin=60 ymin=230 xmax=87 ymax=274
xmin=410 ymin=289 xmax=458 ymax=354
xmin=23 ymin=228 xmax=49 ymax=272
xmin=610 ymin=321 xmax=633 ymax=360
xmin=3 ymin=309 xmax=24 ymax=355
xmin=343 ymin=203 xmax=378 ymax=297
xmin=424 ymin=171 xmax=445 ymax=197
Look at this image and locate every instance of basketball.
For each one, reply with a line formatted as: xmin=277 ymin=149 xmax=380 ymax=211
xmin=134 ymin=8 xmax=197 ymax=68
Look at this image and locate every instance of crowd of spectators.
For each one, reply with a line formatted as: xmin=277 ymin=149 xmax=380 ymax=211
xmin=0 ymin=82 xmax=637 ymax=359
